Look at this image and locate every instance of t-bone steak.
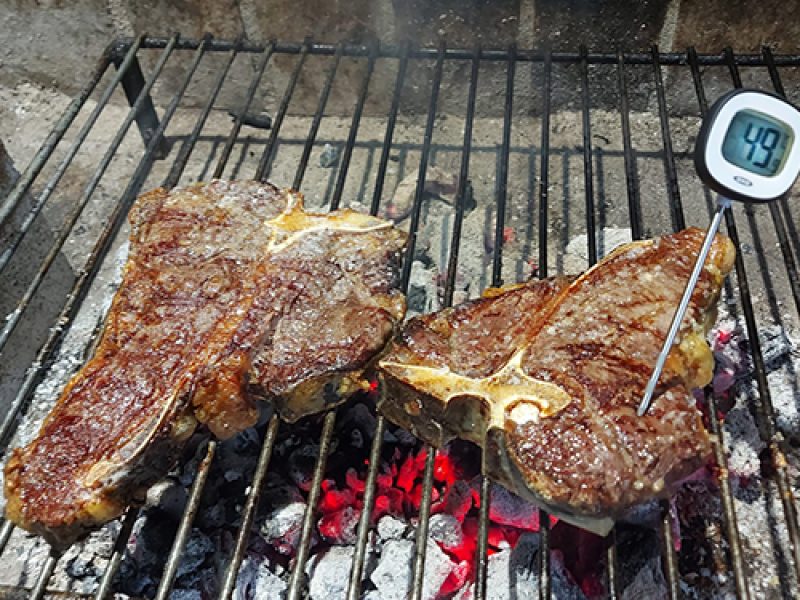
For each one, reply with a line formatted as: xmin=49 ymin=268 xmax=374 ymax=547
xmin=4 ymin=180 xmax=407 ymax=548
xmin=378 ymin=227 xmax=735 ymax=534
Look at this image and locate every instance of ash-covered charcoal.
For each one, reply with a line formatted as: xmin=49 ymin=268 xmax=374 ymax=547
xmin=376 ymin=514 xmax=408 ymax=540
xmin=260 ymin=501 xmax=307 ymax=555
xmin=483 ymin=482 xmax=541 ymax=531
xmin=234 ymin=555 xmax=288 ymax=600
xmin=367 ymin=538 xmax=455 ymax=600
xmin=428 ymin=513 xmax=464 ymax=552
xmin=453 ymin=532 xmax=586 ymax=600
xmin=306 ymin=543 xmax=377 ymax=600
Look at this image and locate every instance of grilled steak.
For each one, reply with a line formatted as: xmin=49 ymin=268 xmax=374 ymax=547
xmin=379 ymin=228 xmax=735 ymax=534
xmin=5 ymin=180 xmax=406 ymax=548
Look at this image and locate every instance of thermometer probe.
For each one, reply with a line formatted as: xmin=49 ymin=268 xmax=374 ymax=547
xmin=638 ymin=89 xmax=800 ymax=416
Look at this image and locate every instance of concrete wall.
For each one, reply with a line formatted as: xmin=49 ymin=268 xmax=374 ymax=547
xmin=1 ymin=0 xmax=800 ymax=116
xmin=4 ymin=1 xmax=800 ymax=82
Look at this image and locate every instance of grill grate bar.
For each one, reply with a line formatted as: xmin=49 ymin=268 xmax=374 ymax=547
xmin=344 ymin=46 xmax=412 ymax=598
xmin=579 ymin=45 xmax=598 ymax=265
xmin=125 ymin=36 xmax=800 ymax=66
xmin=761 ymin=45 xmax=800 ymax=258
xmin=94 ymin=34 xmax=222 ymax=595
xmin=0 ymin=49 xmax=113 ymax=269
xmin=164 ymin=37 xmax=242 ymax=189
xmin=538 ymin=511 xmax=551 ymax=598
xmin=94 ymin=508 xmax=139 ymax=599
xmin=330 ymin=45 xmax=376 ymax=210
xmin=256 ymin=40 xmax=311 ymax=181
xmin=475 ymin=446 xmax=492 ymax=600
xmin=606 ymin=530 xmax=620 ymax=599
xmin=706 ymin=388 xmax=751 ymax=598
xmin=721 ymin=47 xmax=800 ymax=582
xmin=346 ymin=413 xmax=387 ymax=599
xmin=155 ymin=440 xmax=217 ymax=600
xmin=409 ymin=39 xmax=473 ymax=600
xmin=684 ymin=46 xmax=751 ymax=600
xmin=369 ymin=42 xmax=410 ymax=215
xmin=212 ymin=41 xmax=274 ymax=179
xmin=0 ymin=34 xmax=176 ymax=448
xmin=446 ymin=47 xmax=489 ymax=598
xmin=616 ymin=50 xmax=643 ymax=240
xmin=766 ymin=199 xmax=800 ymax=314
xmin=0 ymin=521 xmax=12 ymax=555
xmin=411 ymin=446 xmax=438 ymax=600
xmin=29 ymin=552 xmax=59 ymax=600
xmin=533 ymin=48 xmax=554 ymax=600
xmin=537 ymin=49 xmax=552 ymax=279
xmin=0 ymin=36 xmax=139 ymax=278
xmin=650 ymin=44 xmax=686 ymax=599
xmin=659 ymin=500 xmax=681 ymax=600
xmin=219 ymin=414 xmax=282 ymax=600
xmin=691 ymin=45 xmax=800 ymax=587
xmin=490 ymin=45 xmax=516 ymax=286
xmin=399 ymin=41 xmax=446 ymax=291
xmin=760 ymin=47 xmax=800 ymax=316
xmin=651 ymin=45 xmax=685 ymax=231
xmin=443 ymin=47 xmax=479 ymax=308
xmin=287 ymin=410 xmax=338 ymax=600
xmin=293 ymin=43 xmax=344 ymax=190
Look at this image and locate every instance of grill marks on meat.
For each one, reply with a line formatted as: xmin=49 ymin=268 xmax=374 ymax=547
xmin=4 ymin=180 xmax=406 ymax=548
xmin=378 ymin=228 xmax=735 ymax=534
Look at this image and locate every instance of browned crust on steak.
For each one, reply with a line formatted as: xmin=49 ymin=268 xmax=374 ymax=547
xmin=5 ymin=180 xmax=406 ymax=548
xmin=379 ymin=228 xmax=735 ymax=532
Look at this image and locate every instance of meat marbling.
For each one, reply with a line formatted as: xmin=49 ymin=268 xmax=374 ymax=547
xmin=4 ymin=180 xmax=406 ymax=548
xmin=378 ymin=228 xmax=735 ymax=534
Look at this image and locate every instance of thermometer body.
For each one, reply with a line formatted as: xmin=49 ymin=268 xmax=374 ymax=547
xmin=638 ymin=89 xmax=800 ymax=417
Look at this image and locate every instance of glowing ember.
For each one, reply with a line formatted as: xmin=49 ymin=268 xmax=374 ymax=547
xmin=305 ymin=443 xmax=549 ymax=597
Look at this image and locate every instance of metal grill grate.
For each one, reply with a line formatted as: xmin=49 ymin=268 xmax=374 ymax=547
xmin=1 ymin=35 xmax=800 ymax=599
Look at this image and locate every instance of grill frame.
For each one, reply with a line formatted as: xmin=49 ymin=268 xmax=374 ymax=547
xmin=0 ymin=35 xmax=799 ymax=600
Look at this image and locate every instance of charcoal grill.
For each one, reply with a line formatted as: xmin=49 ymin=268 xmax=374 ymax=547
xmin=1 ymin=35 xmax=799 ymax=599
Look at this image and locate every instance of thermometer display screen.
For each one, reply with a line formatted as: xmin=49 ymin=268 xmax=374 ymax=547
xmin=721 ymin=109 xmax=794 ymax=176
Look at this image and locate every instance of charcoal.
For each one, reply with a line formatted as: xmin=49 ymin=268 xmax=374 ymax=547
xmin=428 ymin=513 xmax=463 ymax=552
xmin=486 ymin=482 xmax=540 ymax=530
xmin=234 ymin=555 xmax=288 ymax=600
xmin=175 ymin=529 xmax=214 ymax=580
xmin=369 ymin=539 xmax=414 ymax=600
xmin=376 ymin=515 xmax=408 ymax=541
xmin=260 ymin=501 xmax=307 ymax=555
xmin=306 ymin=545 xmax=357 ymax=600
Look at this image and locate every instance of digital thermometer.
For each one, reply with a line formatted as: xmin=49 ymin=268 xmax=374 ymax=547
xmin=638 ymin=89 xmax=800 ymax=416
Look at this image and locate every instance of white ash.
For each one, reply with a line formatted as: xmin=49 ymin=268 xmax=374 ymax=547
xmin=367 ymin=537 xmax=454 ymax=600
xmin=365 ymin=539 xmax=414 ymax=600
xmin=454 ymin=533 xmax=586 ymax=600
xmin=427 ymin=513 xmax=464 ymax=552
xmin=235 ymin=554 xmax=288 ymax=600
xmin=260 ymin=501 xmax=307 ymax=555
xmin=306 ymin=541 xmax=378 ymax=600
xmin=563 ymin=227 xmax=633 ymax=273
xmin=376 ymin=515 xmax=408 ymax=541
